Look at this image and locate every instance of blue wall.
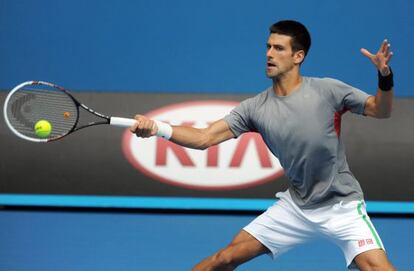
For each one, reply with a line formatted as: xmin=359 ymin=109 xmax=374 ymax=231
xmin=1 ymin=0 xmax=412 ymax=95
xmin=1 ymin=210 xmax=412 ymax=270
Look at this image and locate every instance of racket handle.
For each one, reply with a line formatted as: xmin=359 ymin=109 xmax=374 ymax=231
xmin=109 ymin=117 xmax=137 ymax=127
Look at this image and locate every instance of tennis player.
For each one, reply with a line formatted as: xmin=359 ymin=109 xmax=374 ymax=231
xmin=131 ymin=20 xmax=395 ymax=271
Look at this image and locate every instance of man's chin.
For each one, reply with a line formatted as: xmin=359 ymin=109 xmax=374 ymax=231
xmin=266 ymin=73 xmax=281 ymax=80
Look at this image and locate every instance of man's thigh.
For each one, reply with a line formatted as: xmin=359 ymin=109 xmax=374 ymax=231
xmin=319 ymin=201 xmax=387 ymax=269
xmin=243 ymin=192 xmax=316 ymax=258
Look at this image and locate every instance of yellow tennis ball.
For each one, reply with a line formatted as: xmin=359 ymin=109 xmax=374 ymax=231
xmin=34 ymin=120 xmax=52 ymax=138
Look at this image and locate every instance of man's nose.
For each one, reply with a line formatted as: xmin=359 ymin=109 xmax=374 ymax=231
xmin=266 ymin=47 xmax=273 ymax=57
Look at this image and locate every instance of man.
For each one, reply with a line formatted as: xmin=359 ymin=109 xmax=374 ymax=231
xmin=131 ymin=20 xmax=395 ymax=270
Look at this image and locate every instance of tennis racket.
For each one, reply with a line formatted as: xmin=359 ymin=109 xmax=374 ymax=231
xmin=3 ymin=80 xmax=136 ymax=142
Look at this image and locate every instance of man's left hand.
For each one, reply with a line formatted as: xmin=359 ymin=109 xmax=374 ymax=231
xmin=361 ymin=39 xmax=393 ymax=76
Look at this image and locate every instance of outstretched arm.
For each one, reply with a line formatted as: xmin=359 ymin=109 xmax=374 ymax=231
xmin=130 ymin=115 xmax=235 ymax=150
xmin=361 ymin=39 xmax=394 ymax=118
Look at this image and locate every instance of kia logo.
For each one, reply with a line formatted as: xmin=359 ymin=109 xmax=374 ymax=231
xmin=122 ymin=100 xmax=284 ymax=190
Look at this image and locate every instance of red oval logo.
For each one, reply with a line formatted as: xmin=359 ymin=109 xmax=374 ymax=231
xmin=122 ymin=100 xmax=284 ymax=190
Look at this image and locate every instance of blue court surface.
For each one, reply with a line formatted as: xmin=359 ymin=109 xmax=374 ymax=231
xmin=0 ymin=209 xmax=412 ymax=271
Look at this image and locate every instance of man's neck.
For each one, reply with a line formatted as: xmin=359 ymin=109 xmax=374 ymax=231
xmin=272 ymin=72 xmax=303 ymax=97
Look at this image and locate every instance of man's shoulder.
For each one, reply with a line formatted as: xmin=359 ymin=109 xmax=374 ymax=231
xmin=256 ymin=86 xmax=273 ymax=97
xmin=305 ymin=76 xmax=345 ymax=87
xmin=243 ymin=87 xmax=272 ymax=104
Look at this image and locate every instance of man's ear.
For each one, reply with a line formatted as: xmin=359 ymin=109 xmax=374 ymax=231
xmin=294 ymin=50 xmax=305 ymax=65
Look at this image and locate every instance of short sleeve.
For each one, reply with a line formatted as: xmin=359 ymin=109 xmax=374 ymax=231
xmin=224 ymin=98 xmax=256 ymax=138
xmin=323 ymin=78 xmax=371 ymax=114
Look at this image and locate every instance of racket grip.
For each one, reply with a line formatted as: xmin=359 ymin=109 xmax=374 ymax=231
xmin=109 ymin=117 xmax=137 ymax=127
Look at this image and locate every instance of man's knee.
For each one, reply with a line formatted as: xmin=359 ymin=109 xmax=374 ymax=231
xmin=192 ymin=246 xmax=238 ymax=271
xmin=360 ymin=263 xmax=396 ymax=271
xmin=192 ymin=231 xmax=267 ymax=271
xmin=355 ymin=249 xmax=396 ymax=271
xmin=211 ymin=246 xmax=238 ymax=269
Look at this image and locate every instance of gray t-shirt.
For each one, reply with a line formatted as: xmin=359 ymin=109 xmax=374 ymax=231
xmin=224 ymin=77 xmax=371 ymax=208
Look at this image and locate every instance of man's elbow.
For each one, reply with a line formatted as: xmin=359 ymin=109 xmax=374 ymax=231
xmin=375 ymin=109 xmax=392 ymax=119
xmin=197 ymin=132 xmax=214 ymax=150
xmin=382 ymin=112 xmax=392 ymax=119
xmin=198 ymin=144 xmax=210 ymax=150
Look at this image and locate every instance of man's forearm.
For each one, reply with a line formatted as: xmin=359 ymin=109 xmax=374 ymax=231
xmin=169 ymin=119 xmax=235 ymax=150
xmin=169 ymin=126 xmax=211 ymax=150
xmin=372 ymin=88 xmax=393 ymax=118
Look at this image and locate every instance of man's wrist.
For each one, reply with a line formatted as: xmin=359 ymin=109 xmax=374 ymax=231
xmin=378 ymin=67 xmax=394 ymax=91
xmin=154 ymin=120 xmax=173 ymax=140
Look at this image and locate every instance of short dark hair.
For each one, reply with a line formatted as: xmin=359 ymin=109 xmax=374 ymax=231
xmin=269 ymin=20 xmax=311 ymax=57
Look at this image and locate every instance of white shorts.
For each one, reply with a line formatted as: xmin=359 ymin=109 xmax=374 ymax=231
xmin=243 ymin=191 xmax=385 ymax=269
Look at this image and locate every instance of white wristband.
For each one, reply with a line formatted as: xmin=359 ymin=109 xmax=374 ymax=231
xmin=154 ymin=120 xmax=173 ymax=140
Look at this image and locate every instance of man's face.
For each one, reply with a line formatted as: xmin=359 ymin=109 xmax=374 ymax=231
xmin=266 ymin=33 xmax=303 ymax=79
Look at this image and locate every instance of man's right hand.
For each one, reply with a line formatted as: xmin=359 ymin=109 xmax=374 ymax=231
xmin=129 ymin=114 xmax=157 ymax=138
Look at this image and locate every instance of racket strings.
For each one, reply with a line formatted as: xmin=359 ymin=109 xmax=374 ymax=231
xmin=6 ymin=87 xmax=78 ymax=139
